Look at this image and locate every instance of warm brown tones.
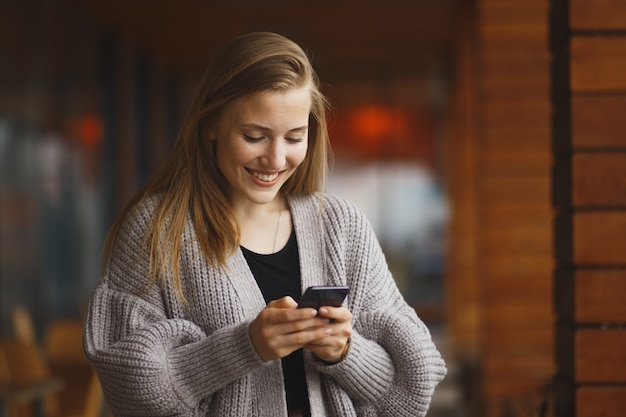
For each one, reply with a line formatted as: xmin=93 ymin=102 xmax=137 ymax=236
xmin=444 ymin=1 xmax=554 ymax=415
xmin=553 ymin=0 xmax=626 ymax=415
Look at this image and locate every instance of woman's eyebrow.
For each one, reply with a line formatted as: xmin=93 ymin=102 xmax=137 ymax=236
xmin=239 ymin=123 xmax=308 ymax=134
xmin=287 ymin=126 xmax=309 ymax=134
xmin=239 ymin=123 xmax=269 ymax=131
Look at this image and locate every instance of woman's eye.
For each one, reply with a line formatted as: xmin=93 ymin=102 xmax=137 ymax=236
xmin=243 ymin=135 xmax=264 ymax=142
xmin=286 ymin=137 xmax=304 ymax=143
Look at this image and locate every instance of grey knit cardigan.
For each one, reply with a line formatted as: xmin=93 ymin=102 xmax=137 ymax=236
xmin=84 ymin=192 xmax=446 ymax=416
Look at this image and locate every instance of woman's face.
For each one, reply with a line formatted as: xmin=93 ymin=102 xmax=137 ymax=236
xmin=212 ymin=85 xmax=311 ymax=209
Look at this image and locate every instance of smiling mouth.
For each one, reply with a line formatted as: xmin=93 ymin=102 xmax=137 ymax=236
xmin=246 ymin=168 xmax=281 ymax=182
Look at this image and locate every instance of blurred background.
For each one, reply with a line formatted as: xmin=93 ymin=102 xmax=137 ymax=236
xmin=0 ymin=0 xmax=455 ymax=328
xmin=2 ymin=0 xmax=625 ymax=417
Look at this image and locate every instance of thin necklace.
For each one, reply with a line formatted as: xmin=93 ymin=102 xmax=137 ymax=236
xmin=272 ymin=210 xmax=282 ymax=253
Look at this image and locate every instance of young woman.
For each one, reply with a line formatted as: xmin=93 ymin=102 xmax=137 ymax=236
xmin=83 ymin=32 xmax=446 ymax=417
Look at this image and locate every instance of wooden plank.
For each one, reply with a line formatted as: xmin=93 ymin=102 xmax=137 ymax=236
xmin=482 ymin=204 xmax=552 ymax=229
xmin=483 ymin=126 xmax=551 ymax=151
xmin=572 ymin=95 xmax=626 ymax=148
xmin=576 ymin=329 xmax=626 ymax=383
xmin=578 ymin=386 xmax=626 ymax=417
xmin=483 ymin=76 xmax=549 ymax=101
xmin=484 ymin=300 xmax=554 ymax=329
xmin=484 ymin=327 xmax=553 ymax=353
xmin=574 ymin=211 xmax=626 ymax=265
xmin=483 ymin=353 xmax=554 ymax=379
xmin=479 ymin=5 xmax=548 ymax=41
xmin=573 ymin=153 xmax=626 ymax=207
xmin=483 ymin=78 xmax=549 ymax=101
xmin=480 ymin=37 xmax=550 ymax=56
xmin=483 ymin=100 xmax=551 ymax=129
xmin=482 ymin=353 xmax=555 ymax=403
xmin=482 ymin=60 xmax=550 ymax=83
xmin=443 ymin=3 xmax=482 ymax=361
xmin=483 ymin=227 xmax=552 ymax=256
xmin=482 ymin=46 xmax=550 ymax=73
xmin=486 ymin=277 xmax=552 ymax=298
xmin=482 ymin=151 xmax=551 ymax=178
xmin=476 ymin=0 xmax=553 ymax=407
xmin=576 ymin=269 xmax=626 ymax=323
xmin=484 ymin=294 xmax=553 ymax=313
xmin=483 ymin=379 xmax=553 ymax=402
xmin=571 ymin=0 xmax=626 ymax=31
xmin=556 ymin=269 xmax=626 ymax=324
xmin=571 ymin=37 xmax=626 ymax=92
xmin=480 ymin=177 xmax=551 ymax=205
xmin=484 ymin=255 xmax=554 ymax=280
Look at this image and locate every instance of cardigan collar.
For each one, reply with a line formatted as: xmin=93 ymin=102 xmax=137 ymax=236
xmin=224 ymin=193 xmax=327 ymax=319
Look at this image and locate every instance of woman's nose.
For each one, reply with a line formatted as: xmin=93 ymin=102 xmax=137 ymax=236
xmin=263 ymin=140 xmax=286 ymax=168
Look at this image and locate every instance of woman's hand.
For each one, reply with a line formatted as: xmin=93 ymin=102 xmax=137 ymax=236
xmin=304 ymin=306 xmax=353 ymax=363
xmin=249 ymin=296 xmax=331 ymax=361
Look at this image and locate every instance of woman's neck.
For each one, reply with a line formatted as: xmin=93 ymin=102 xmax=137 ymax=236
xmin=236 ymin=197 xmax=292 ymax=254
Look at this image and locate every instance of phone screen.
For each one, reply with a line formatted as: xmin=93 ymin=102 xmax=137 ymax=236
xmin=297 ymin=285 xmax=349 ymax=309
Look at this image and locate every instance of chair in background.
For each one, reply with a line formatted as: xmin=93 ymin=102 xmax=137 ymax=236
xmin=43 ymin=320 xmax=104 ymax=417
xmin=80 ymin=373 xmax=103 ymax=417
xmin=7 ymin=306 xmax=105 ymax=417
xmin=0 ymin=339 xmax=63 ymax=417
xmin=11 ymin=306 xmax=37 ymax=346
xmin=1 ymin=347 xmax=12 ymax=415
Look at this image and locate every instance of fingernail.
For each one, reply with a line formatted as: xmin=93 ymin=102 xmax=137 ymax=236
xmin=319 ymin=307 xmax=329 ymax=314
xmin=324 ymin=328 xmax=332 ymax=335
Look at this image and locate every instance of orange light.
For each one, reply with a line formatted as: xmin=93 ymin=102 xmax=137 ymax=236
xmin=346 ymin=106 xmax=411 ymax=142
xmin=329 ymin=105 xmax=433 ymax=161
xmin=75 ymin=114 xmax=104 ymax=149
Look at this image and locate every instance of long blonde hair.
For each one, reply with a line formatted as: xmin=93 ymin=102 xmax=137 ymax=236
xmin=102 ymin=32 xmax=331 ymax=296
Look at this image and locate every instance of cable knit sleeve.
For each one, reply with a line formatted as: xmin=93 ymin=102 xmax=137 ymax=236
xmin=83 ymin=199 xmax=267 ymax=416
xmin=311 ymin=195 xmax=447 ymax=417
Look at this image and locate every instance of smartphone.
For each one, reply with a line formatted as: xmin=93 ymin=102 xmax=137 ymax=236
xmin=297 ymin=285 xmax=349 ymax=309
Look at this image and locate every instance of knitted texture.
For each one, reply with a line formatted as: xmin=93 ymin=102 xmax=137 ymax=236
xmin=84 ymin=193 xmax=446 ymax=416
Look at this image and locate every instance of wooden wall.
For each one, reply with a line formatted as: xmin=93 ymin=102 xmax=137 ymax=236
xmin=444 ymin=1 xmax=481 ymax=365
xmin=552 ymin=0 xmax=626 ymax=415
xmin=444 ymin=1 xmax=555 ymax=415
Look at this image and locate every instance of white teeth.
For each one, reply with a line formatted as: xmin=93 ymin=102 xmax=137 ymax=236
xmin=250 ymin=170 xmax=279 ymax=182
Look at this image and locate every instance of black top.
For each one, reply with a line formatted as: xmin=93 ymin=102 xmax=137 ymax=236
xmin=241 ymin=229 xmax=310 ymax=412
